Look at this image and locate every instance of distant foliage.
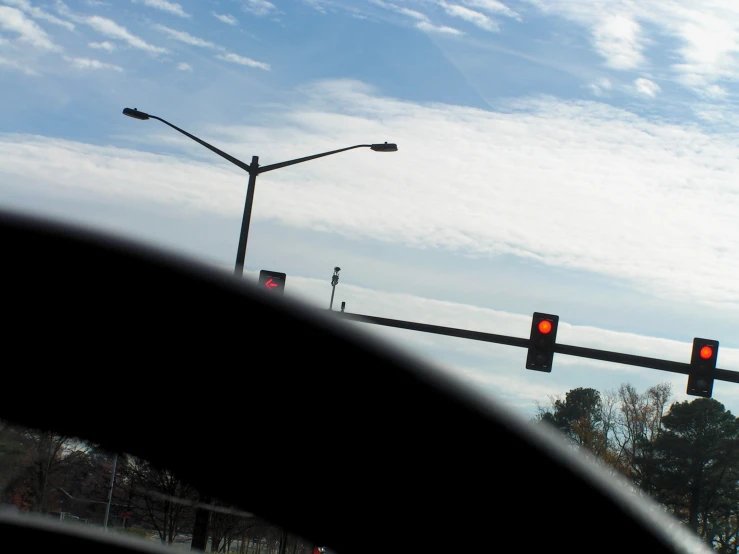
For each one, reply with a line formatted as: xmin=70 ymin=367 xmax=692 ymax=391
xmin=537 ymin=383 xmax=739 ymax=551
xmin=1 ymin=420 xmax=314 ymax=553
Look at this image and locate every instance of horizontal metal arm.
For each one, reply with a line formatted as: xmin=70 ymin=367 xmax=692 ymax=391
xmin=333 ymin=311 xmax=739 ymax=383
xmin=337 ymin=312 xmax=530 ymax=348
xmin=257 ymin=144 xmax=370 ymax=174
xmin=150 ymin=115 xmax=252 ymax=174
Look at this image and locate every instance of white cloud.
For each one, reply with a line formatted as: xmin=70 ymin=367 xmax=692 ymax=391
xmin=0 ymin=5 xmax=58 ymax=50
xmin=448 ymin=365 xmax=568 ymax=404
xmin=672 ymin=12 xmax=738 ymax=89
xmin=693 ymin=106 xmax=726 ymax=124
xmin=53 ymin=0 xmax=74 ymax=18
xmin=215 ymin=52 xmax=270 ymax=70
xmin=5 ymin=81 xmax=739 ymax=311
xmin=592 ymin=14 xmax=644 ymax=70
xmin=153 ymin=24 xmax=217 ymax=49
xmin=439 ymin=1 xmax=499 ymax=32
xmin=1 ymin=0 xmax=74 ymax=30
xmin=241 ymin=0 xmax=277 ymax=16
xmin=303 ymin=0 xmax=326 ymax=14
xmin=369 ymin=0 xmax=427 ymax=21
xmin=397 ymin=7 xmax=426 ymax=21
xmin=88 ymin=40 xmax=115 ymax=51
xmin=634 ymin=77 xmax=660 ymax=97
xmin=64 ymin=55 xmax=123 ymax=71
xmin=54 ymin=0 xmax=166 ymax=53
xmin=212 ymin=12 xmax=238 ymax=25
xmin=152 ymin=25 xmax=268 ymax=70
xmin=462 ymin=0 xmax=520 ymax=21
xmin=524 ymin=0 xmax=739 ymax=95
xmin=701 ymin=84 xmax=729 ymax=100
xmin=588 ymin=77 xmax=612 ymax=96
xmin=176 ymin=61 xmax=192 ymax=71
xmin=131 ymin=0 xmax=189 ymax=18
xmin=85 ymin=15 xmax=167 ymax=54
xmin=416 ymin=20 xmax=462 ymax=35
xmin=369 ymin=0 xmax=463 ymax=34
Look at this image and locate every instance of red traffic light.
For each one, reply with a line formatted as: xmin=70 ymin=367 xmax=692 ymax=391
xmin=527 ymin=312 xmax=559 ymax=373
xmin=688 ymin=338 xmax=719 ymax=399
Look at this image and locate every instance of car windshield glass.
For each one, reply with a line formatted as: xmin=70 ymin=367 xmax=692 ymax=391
xmin=0 ymin=420 xmax=323 ymax=552
xmin=2 ymin=0 xmax=739 ymax=550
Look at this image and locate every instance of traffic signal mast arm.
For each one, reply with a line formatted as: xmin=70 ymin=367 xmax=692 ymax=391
xmin=333 ymin=311 xmax=739 ymax=385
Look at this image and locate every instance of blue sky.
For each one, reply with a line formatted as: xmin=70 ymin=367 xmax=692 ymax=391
xmin=3 ymin=0 xmax=739 ymax=416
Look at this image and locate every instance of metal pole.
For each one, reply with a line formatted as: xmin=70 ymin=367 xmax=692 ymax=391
xmin=329 ymin=268 xmax=340 ymax=310
xmin=103 ymin=452 xmax=118 ymax=530
xmin=234 ymin=156 xmax=259 ymax=277
xmin=332 ymin=310 xmax=739 ymax=383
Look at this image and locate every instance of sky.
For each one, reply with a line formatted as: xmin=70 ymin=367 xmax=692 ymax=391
xmin=2 ymin=0 xmax=739 ymax=418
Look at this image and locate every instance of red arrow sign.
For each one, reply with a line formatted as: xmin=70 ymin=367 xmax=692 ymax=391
xmin=265 ymin=278 xmax=278 ymax=289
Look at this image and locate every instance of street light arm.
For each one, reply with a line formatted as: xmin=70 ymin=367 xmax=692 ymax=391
xmin=257 ymin=144 xmax=371 ymax=174
xmin=148 ymin=115 xmax=253 ymax=174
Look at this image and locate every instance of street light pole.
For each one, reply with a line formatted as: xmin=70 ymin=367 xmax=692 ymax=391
xmin=329 ymin=267 xmax=340 ymax=310
xmin=103 ymin=452 xmax=118 ymax=531
xmin=234 ymin=156 xmax=258 ymax=276
xmin=122 ymin=108 xmax=398 ymax=277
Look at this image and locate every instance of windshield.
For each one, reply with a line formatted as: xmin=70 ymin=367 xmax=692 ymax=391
xmin=2 ymin=0 xmax=739 ymax=551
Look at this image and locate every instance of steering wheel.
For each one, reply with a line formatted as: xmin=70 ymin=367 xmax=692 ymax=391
xmin=0 ymin=208 xmax=709 ymax=554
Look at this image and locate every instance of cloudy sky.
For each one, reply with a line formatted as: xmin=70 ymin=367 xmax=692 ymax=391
xmin=2 ymin=0 xmax=739 ymax=417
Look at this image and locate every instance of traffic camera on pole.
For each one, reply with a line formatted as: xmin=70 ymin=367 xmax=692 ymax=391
xmin=526 ymin=313 xmax=559 ymax=372
xmin=258 ymin=270 xmax=286 ymax=294
xmin=687 ymin=338 xmax=719 ymax=398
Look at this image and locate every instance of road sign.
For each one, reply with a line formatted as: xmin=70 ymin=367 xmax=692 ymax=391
xmin=258 ymin=270 xmax=286 ymax=294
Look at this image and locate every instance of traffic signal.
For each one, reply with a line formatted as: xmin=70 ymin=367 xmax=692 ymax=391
xmin=258 ymin=270 xmax=286 ymax=294
xmin=687 ymin=338 xmax=719 ymax=398
xmin=526 ymin=312 xmax=559 ymax=372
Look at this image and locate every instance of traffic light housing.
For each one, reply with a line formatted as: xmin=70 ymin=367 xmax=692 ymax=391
xmin=687 ymin=338 xmax=718 ymax=398
xmin=526 ymin=312 xmax=559 ymax=372
xmin=258 ymin=270 xmax=286 ymax=294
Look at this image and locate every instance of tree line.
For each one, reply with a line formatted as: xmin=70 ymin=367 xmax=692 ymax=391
xmin=0 ymin=422 xmax=311 ymax=553
xmin=535 ymin=383 xmax=739 ymax=552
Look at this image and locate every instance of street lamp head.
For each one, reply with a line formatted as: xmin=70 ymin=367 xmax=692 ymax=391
xmin=370 ymin=142 xmax=398 ymax=152
xmin=122 ymin=108 xmax=150 ymax=121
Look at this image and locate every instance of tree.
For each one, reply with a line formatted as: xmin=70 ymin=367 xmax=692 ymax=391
xmin=123 ymin=457 xmax=196 ymax=544
xmin=27 ymin=430 xmax=72 ymax=512
xmin=612 ymin=383 xmax=672 ymax=493
xmin=5 ymin=425 xmax=90 ymax=513
xmin=644 ymin=398 xmax=739 ymax=544
xmin=209 ymin=507 xmax=248 ymax=553
xmin=537 ymin=387 xmax=609 ymax=457
xmin=0 ymin=421 xmax=28 ymax=495
xmin=712 ymin=510 xmax=739 ymax=554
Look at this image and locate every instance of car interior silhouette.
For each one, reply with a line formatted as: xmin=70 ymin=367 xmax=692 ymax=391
xmin=0 ymin=208 xmax=711 ymax=554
